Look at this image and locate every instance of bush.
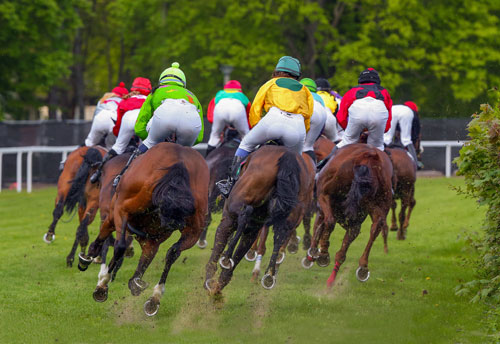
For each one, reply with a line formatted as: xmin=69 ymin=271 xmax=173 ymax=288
xmin=454 ymin=90 xmax=500 ymax=334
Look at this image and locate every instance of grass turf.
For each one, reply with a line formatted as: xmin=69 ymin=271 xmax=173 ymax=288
xmin=0 ymin=178 xmax=489 ymax=343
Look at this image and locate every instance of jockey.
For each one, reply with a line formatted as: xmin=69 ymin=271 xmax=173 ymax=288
xmin=217 ymin=56 xmax=314 ymax=197
xmin=315 ymin=78 xmax=341 ymax=142
xmin=112 ymin=62 xmax=203 ymax=187
xmin=206 ymin=80 xmax=251 ymax=156
xmin=84 ymin=82 xmax=128 ymax=148
xmin=89 ymin=77 xmax=152 ymax=183
xmin=300 ymin=78 xmax=327 ymax=163
xmin=384 ymin=101 xmax=423 ymax=168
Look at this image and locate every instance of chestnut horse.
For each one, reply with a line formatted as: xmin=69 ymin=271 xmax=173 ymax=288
xmin=85 ymin=143 xmax=208 ymax=316
xmin=303 ymin=143 xmax=393 ymax=288
xmin=43 ymin=146 xmax=105 ymax=267
xmin=197 ymin=129 xmax=240 ymax=248
xmin=204 ymin=146 xmax=310 ymax=294
xmin=386 ymin=147 xmax=416 ymax=240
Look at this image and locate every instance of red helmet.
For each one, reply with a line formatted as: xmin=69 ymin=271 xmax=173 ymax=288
xmin=224 ymin=80 xmax=242 ymax=91
xmin=131 ymin=77 xmax=152 ymax=96
xmin=112 ymin=82 xmax=128 ymax=97
xmin=404 ymin=101 xmax=418 ymax=113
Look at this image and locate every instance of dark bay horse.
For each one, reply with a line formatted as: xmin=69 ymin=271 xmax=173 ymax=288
xmin=386 ymin=147 xmax=416 ymax=240
xmin=302 ymin=143 xmax=393 ymax=288
xmin=85 ymin=143 xmax=208 ymax=316
xmin=43 ymin=146 xmax=105 ymax=267
xmin=197 ymin=130 xmax=240 ymax=248
xmin=204 ymin=146 xmax=310 ymax=294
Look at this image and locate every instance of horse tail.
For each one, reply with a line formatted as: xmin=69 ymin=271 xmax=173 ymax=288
xmin=64 ymin=148 xmax=102 ymax=213
xmin=343 ymin=163 xmax=374 ymax=223
xmin=269 ymin=151 xmax=301 ymax=227
xmin=152 ymin=162 xmax=195 ymax=231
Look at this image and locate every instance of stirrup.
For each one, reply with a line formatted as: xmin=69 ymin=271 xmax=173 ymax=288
xmin=216 ymin=178 xmax=233 ymax=197
xmin=90 ymin=169 xmax=101 ymax=184
xmin=112 ymin=175 xmax=122 ymax=188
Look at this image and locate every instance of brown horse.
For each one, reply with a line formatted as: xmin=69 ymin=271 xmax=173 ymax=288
xmin=314 ymin=135 xmax=335 ymax=161
xmin=43 ymin=146 xmax=106 ymax=267
xmin=85 ymin=143 xmax=208 ymax=316
xmin=204 ymin=146 xmax=310 ymax=294
xmin=245 ymin=152 xmax=316 ymax=280
xmin=302 ymin=143 xmax=393 ymax=288
xmin=386 ymin=147 xmax=417 ymax=240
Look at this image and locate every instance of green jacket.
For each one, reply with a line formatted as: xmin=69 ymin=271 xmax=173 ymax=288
xmin=134 ymin=84 xmax=204 ymax=144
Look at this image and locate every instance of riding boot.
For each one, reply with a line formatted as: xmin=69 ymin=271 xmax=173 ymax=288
xmin=205 ymin=144 xmax=216 ymax=157
xmin=304 ymin=150 xmax=316 ymax=164
xmin=405 ymin=143 xmax=418 ymax=166
xmin=216 ymin=155 xmax=244 ymax=197
xmin=316 ymin=146 xmax=338 ymax=172
xmin=90 ymin=149 xmax=117 ymax=183
xmin=112 ymin=147 xmax=144 ymax=188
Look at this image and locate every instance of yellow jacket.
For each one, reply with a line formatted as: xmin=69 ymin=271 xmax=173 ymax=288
xmin=317 ymin=90 xmax=338 ymax=115
xmin=249 ymin=77 xmax=314 ymax=132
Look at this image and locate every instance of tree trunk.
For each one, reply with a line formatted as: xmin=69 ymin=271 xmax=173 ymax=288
xmin=73 ymin=27 xmax=85 ymax=120
xmin=47 ymin=86 xmax=58 ymax=120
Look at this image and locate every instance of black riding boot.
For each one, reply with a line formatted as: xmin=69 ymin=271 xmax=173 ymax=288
xmin=405 ymin=143 xmax=418 ymax=166
xmin=205 ymin=144 xmax=216 ymax=157
xmin=216 ymin=155 xmax=244 ymax=197
xmin=112 ymin=148 xmax=141 ymax=188
xmin=90 ymin=149 xmax=117 ymax=183
xmin=316 ymin=146 xmax=338 ymax=172
xmin=304 ymin=150 xmax=316 ymax=164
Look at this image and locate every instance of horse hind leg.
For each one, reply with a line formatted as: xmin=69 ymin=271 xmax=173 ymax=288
xmin=251 ymin=225 xmax=269 ymax=282
xmin=357 ymin=214 xmax=385 ymax=283
xmin=402 ymin=194 xmax=416 ymax=238
xmin=261 ymin=220 xmax=291 ymax=290
xmin=390 ymin=200 xmax=398 ymax=231
xmin=128 ymin=239 xmax=160 ymax=296
xmin=220 ymin=206 xmax=253 ymax=270
xmin=44 ymin=199 xmax=64 ymax=244
xmin=327 ymin=225 xmax=361 ymax=288
xmin=67 ymin=206 xmax=89 ymax=267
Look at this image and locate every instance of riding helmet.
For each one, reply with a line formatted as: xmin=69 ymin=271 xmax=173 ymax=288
xmin=131 ymin=77 xmax=152 ymax=96
xmin=315 ymin=78 xmax=331 ymax=91
xmin=275 ymin=56 xmax=301 ymax=77
xmin=159 ymin=62 xmax=186 ymax=87
xmin=358 ymin=68 xmax=381 ymax=84
xmin=299 ymin=78 xmax=317 ymax=93
xmin=112 ymin=82 xmax=129 ymax=97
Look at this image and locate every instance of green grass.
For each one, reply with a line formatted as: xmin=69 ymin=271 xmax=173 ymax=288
xmin=0 ymin=178 xmax=489 ymax=343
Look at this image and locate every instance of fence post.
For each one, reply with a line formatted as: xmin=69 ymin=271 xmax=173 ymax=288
xmin=0 ymin=152 xmax=2 ymax=192
xmin=16 ymin=151 xmax=22 ymax=192
xmin=445 ymin=144 xmax=451 ymax=178
xmin=27 ymin=151 xmax=33 ymax=193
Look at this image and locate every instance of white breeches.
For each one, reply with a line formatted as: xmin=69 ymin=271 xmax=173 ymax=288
xmin=142 ymin=98 xmax=202 ymax=148
xmin=238 ymin=106 xmax=306 ymax=155
xmin=111 ymin=109 xmax=140 ymax=155
xmin=207 ymin=98 xmax=249 ymax=147
xmin=85 ymin=109 xmax=116 ymax=149
xmin=303 ymin=100 xmax=327 ymax=152
xmin=336 ymin=97 xmax=389 ymax=151
xmin=322 ymin=107 xmax=340 ymax=142
xmin=383 ymin=104 xmax=414 ymax=146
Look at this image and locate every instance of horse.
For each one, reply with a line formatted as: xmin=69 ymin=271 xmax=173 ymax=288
xmin=204 ymin=146 xmax=310 ymax=294
xmin=314 ymin=135 xmax=335 ymax=161
xmin=43 ymin=145 xmax=106 ymax=267
xmin=386 ymin=147 xmax=417 ymax=240
xmin=302 ymin=143 xmax=393 ymax=288
xmin=83 ymin=143 xmax=208 ymax=317
xmin=197 ymin=128 xmax=241 ymax=248
xmin=244 ymin=152 xmax=316 ymax=280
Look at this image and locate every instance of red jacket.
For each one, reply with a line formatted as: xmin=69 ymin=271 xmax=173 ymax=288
xmin=337 ymin=83 xmax=392 ymax=132
xmin=112 ymin=95 xmax=147 ymax=136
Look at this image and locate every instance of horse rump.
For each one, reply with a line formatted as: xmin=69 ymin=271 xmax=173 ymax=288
xmin=268 ymin=151 xmax=301 ymax=227
xmin=152 ymin=162 xmax=195 ymax=230
xmin=65 ymin=148 xmax=102 ymax=213
xmin=343 ymin=164 xmax=373 ymax=223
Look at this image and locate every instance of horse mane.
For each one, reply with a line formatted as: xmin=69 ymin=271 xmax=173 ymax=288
xmin=152 ymin=162 xmax=195 ymax=231
xmin=65 ymin=148 xmax=102 ymax=213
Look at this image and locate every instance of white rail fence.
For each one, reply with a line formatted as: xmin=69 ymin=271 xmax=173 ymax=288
xmin=0 ymin=141 xmax=465 ymax=193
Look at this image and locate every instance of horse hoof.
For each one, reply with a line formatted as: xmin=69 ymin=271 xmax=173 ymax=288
xmin=307 ymin=247 xmax=319 ymax=259
xmin=78 ymin=252 xmax=93 ymax=266
xmin=129 ymin=278 xmax=149 ymax=296
xmin=144 ymin=298 xmax=160 ymax=317
xmin=124 ymin=246 xmax=134 ymax=258
xmin=196 ymin=239 xmax=208 ymax=249
xmin=261 ymin=274 xmax=276 ymax=290
xmin=303 ymin=234 xmax=311 ymax=250
xmin=43 ymin=233 xmax=55 ymax=244
xmin=316 ymin=254 xmax=330 ymax=268
xmin=356 ymin=266 xmax=370 ymax=282
xmin=218 ymin=257 xmax=234 ymax=270
xmin=92 ymin=256 xmax=102 ymax=264
xmin=66 ymin=258 xmax=74 ymax=268
xmin=78 ymin=262 xmax=89 ymax=272
xmin=204 ymin=279 xmax=217 ymax=293
xmin=93 ymin=286 xmax=108 ymax=302
xmin=287 ymin=242 xmax=298 ymax=255
xmin=245 ymin=250 xmax=257 ymax=262
xmin=390 ymin=226 xmax=398 ymax=232
xmin=276 ymin=252 xmax=286 ymax=265
xmin=301 ymin=257 xmax=314 ymax=269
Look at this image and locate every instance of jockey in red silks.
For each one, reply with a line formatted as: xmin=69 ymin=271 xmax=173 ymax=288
xmin=90 ymin=77 xmax=152 ymax=183
xmin=84 ymin=82 xmax=129 ymax=148
xmin=205 ymin=80 xmax=251 ymax=156
xmin=384 ymin=101 xmax=422 ymax=168
xmin=317 ymin=68 xmax=392 ymax=170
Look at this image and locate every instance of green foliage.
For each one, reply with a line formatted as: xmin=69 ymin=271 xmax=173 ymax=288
xmin=454 ymin=89 xmax=500 ymax=333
